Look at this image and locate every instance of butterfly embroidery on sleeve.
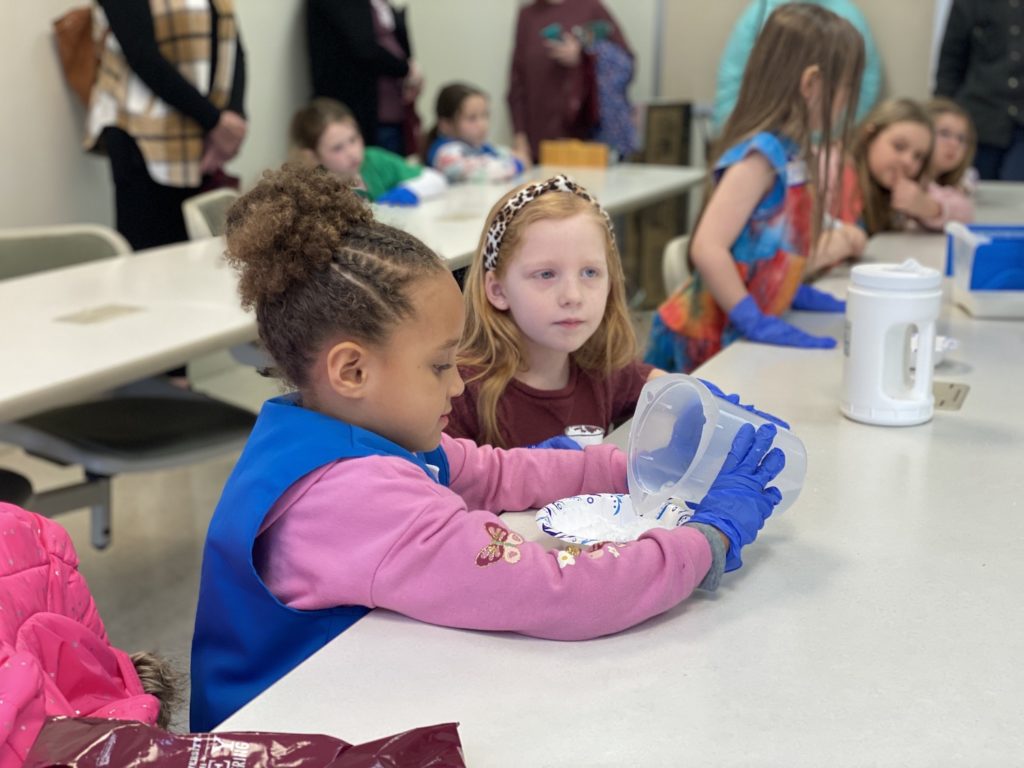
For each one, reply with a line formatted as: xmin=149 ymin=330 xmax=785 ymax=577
xmin=476 ymin=522 xmax=524 ymax=567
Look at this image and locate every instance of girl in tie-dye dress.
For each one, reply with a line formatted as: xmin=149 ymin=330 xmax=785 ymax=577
xmin=645 ymin=4 xmax=868 ymax=373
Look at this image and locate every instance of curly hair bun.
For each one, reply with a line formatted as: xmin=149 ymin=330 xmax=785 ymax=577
xmin=130 ymin=652 xmax=183 ymax=730
xmin=224 ymin=163 xmax=374 ymax=308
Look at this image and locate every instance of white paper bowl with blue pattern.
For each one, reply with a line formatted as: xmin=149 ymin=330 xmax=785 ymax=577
xmin=535 ymin=492 xmax=691 ymax=546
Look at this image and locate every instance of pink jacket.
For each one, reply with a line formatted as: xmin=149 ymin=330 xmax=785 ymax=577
xmin=255 ymin=434 xmax=714 ymax=641
xmin=918 ymin=182 xmax=975 ymax=231
xmin=0 ymin=504 xmax=159 ymax=767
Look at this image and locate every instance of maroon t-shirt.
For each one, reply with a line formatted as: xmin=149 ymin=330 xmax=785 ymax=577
xmin=446 ymin=360 xmax=653 ymax=447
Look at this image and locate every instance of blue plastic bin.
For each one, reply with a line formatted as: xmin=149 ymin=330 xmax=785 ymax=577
xmin=945 ymin=223 xmax=1024 ymax=317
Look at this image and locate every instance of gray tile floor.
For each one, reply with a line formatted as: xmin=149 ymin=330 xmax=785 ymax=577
xmin=1 ymin=313 xmax=654 ymax=731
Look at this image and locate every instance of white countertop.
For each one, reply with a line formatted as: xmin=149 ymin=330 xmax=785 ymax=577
xmin=217 ymin=230 xmax=1024 ymax=765
xmin=0 ymin=164 xmax=701 ymax=422
xmin=973 ymin=180 xmax=1024 ymax=223
xmin=374 ymin=164 xmax=704 ymax=269
xmin=0 ymin=237 xmax=254 ymax=422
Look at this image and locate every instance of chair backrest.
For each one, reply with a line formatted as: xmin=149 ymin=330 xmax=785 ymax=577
xmin=0 ymin=224 xmax=131 ymax=281
xmin=182 ymin=188 xmax=240 ymax=240
xmin=662 ymin=234 xmax=691 ymax=295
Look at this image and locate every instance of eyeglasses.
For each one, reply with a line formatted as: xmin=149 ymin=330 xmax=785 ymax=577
xmin=936 ymin=127 xmax=968 ymax=145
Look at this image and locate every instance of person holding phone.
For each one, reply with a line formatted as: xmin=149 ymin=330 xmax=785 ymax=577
xmin=507 ymin=0 xmax=632 ymax=163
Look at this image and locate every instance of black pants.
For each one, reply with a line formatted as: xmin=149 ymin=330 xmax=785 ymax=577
xmin=103 ymin=127 xmax=201 ymax=251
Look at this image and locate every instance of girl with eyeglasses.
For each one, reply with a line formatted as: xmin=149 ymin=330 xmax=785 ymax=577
xmin=921 ymin=98 xmax=977 ymax=229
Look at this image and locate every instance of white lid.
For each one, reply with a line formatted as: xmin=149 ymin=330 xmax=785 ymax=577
xmin=850 ymin=259 xmax=942 ymax=291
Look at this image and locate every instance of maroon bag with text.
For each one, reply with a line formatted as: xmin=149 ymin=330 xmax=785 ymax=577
xmin=24 ymin=717 xmax=466 ymax=768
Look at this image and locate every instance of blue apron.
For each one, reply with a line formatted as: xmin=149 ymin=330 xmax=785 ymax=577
xmin=189 ymin=394 xmax=449 ymax=731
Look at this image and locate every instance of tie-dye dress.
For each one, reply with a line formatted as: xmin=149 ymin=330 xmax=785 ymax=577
xmin=646 ymin=131 xmax=812 ymax=373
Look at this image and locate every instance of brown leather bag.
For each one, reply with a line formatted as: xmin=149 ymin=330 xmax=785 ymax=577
xmin=53 ymin=6 xmax=102 ymax=106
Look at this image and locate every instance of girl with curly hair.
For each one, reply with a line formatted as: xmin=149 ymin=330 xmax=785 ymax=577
xmin=189 ymin=163 xmax=786 ymax=731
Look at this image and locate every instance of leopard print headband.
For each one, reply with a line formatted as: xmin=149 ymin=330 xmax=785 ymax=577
xmin=482 ymin=175 xmax=613 ymax=271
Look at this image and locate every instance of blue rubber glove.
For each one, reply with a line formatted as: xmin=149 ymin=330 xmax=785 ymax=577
xmin=686 ymin=423 xmax=785 ymax=572
xmin=728 ymin=295 xmax=837 ymax=349
xmin=527 ymin=435 xmax=583 ymax=451
xmin=376 ymin=187 xmax=419 ymax=206
xmin=791 ymin=284 xmax=846 ymax=313
xmin=696 ymin=378 xmax=790 ymax=429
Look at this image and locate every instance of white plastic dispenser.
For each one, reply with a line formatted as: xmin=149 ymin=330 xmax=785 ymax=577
xmin=841 ymin=259 xmax=942 ymax=426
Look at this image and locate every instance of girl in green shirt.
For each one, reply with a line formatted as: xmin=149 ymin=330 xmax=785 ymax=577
xmin=291 ymin=97 xmax=446 ymax=204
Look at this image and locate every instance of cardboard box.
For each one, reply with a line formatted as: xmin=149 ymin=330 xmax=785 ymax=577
xmin=538 ymin=140 xmax=609 ymax=167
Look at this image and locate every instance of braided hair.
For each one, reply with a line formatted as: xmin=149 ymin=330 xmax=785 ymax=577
xmin=225 ymin=163 xmax=446 ymax=391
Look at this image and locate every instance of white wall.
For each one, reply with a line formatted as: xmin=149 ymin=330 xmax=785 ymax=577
xmin=228 ymin=0 xmax=309 ymax=188
xmin=660 ymin=0 xmax=943 ymax=107
xmin=1 ymin=1 xmax=114 ymax=229
xmin=2 ymin=0 xmax=948 ymax=231
xmin=1 ymin=1 xmax=659 ymax=231
xmin=404 ymin=0 xmax=521 ymax=147
xmin=380 ymin=0 xmax=659 ymax=147
xmin=930 ymin=0 xmax=952 ymax=91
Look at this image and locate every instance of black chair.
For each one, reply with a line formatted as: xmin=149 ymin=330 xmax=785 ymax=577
xmin=0 ymin=469 xmax=33 ymax=507
xmin=0 ymin=225 xmax=256 ymax=548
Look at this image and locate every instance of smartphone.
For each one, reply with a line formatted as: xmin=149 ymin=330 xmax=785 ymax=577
xmin=540 ymin=22 xmax=562 ymax=41
xmin=588 ymin=20 xmax=612 ymax=41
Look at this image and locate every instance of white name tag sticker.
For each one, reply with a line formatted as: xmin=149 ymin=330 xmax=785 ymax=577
xmin=786 ymin=160 xmax=807 ymax=187
xmin=933 ymin=381 xmax=969 ymax=411
xmin=55 ymin=304 xmax=143 ymax=325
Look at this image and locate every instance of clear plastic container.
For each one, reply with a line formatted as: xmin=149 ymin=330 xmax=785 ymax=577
xmin=944 ymin=222 xmax=1024 ymax=318
xmin=626 ymin=375 xmax=807 ymax=516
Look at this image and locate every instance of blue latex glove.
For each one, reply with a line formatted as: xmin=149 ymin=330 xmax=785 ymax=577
xmin=791 ymin=284 xmax=846 ymax=313
xmin=527 ymin=435 xmax=583 ymax=451
xmin=376 ymin=187 xmax=419 ymax=206
xmin=686 ymin=423 xmax=785 ymax=572
xmin=696 ymin=378 xmax=790 ymax=429
xmin=728 ymin=295 xmax=837 ymax=349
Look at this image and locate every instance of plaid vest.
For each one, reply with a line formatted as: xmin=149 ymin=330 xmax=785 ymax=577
xmin=86 ymin=0 xmax=237 ymax=187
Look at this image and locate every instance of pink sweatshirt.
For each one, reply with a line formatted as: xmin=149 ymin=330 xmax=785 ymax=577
xmin=918 ymin=182 xmax=975 ymax=231
xmin=254 ymin=434 xmax=714 ymax=641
